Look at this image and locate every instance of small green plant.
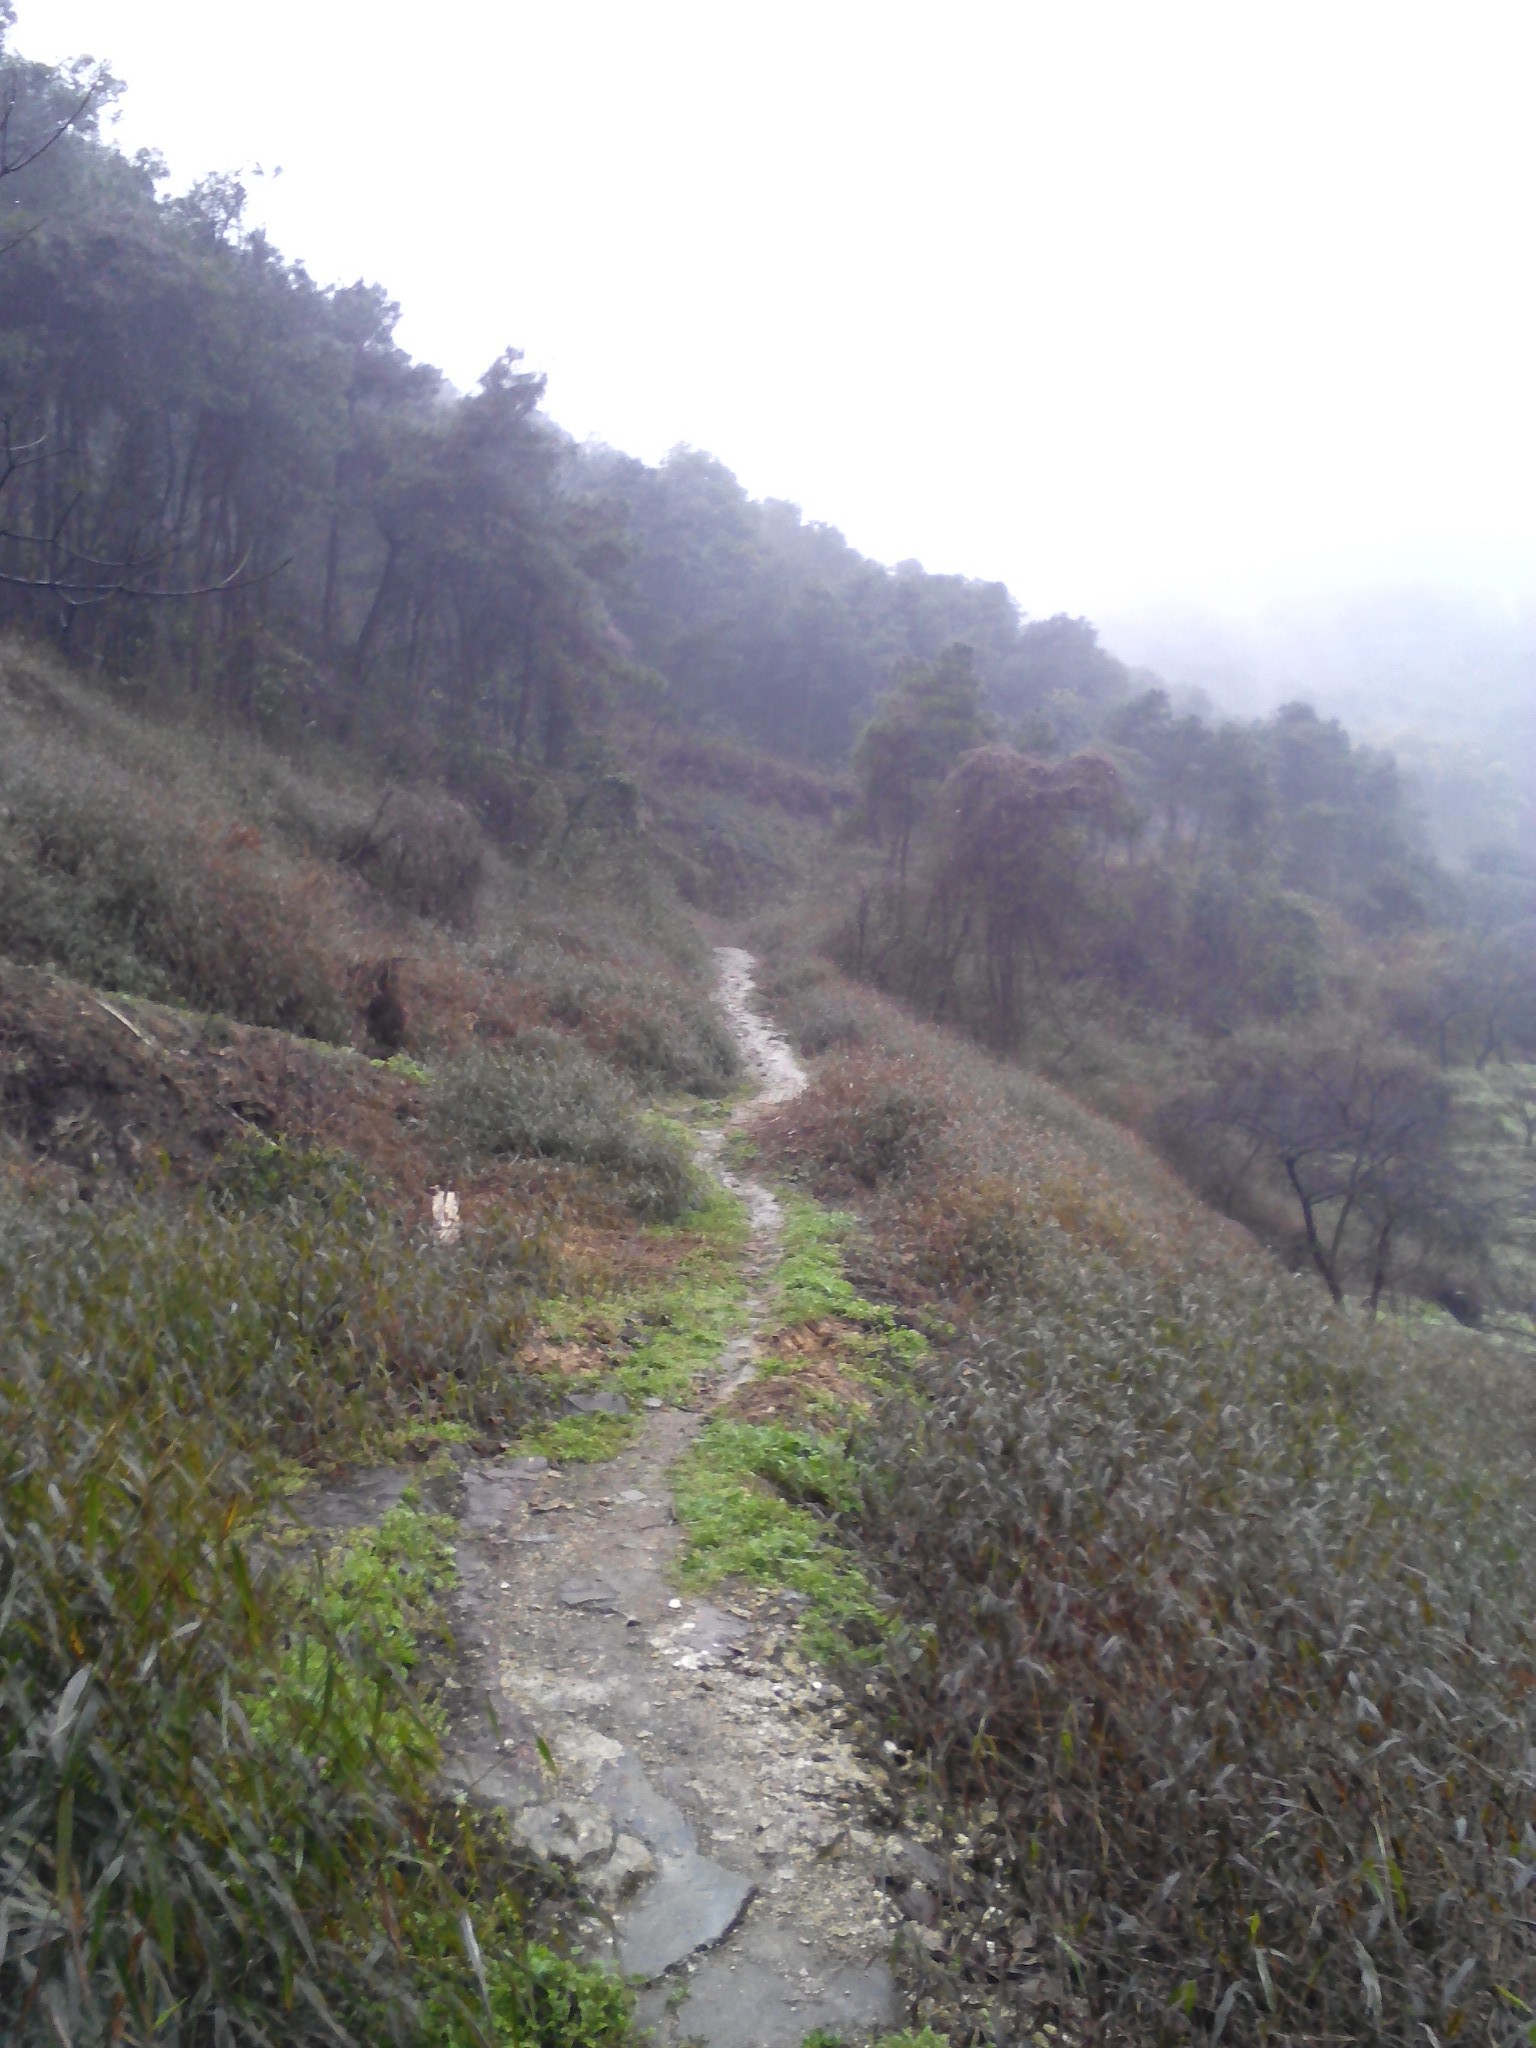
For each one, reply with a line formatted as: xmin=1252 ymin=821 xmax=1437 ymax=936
xmin=261 ymin=1505 xmax=458 ymax=1766
xmin=384 ymin=1048 xmax=434 ymax=1083
xmin=769 ymin=1200 xmax=925 ymax=1369
xmin=516 ymin=1409 xmax=637 ymax=1464
xmin=672 ymin=1420 xmax=886 ymax=1656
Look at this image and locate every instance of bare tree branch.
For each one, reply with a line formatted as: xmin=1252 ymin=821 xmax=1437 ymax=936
xmin=0 ymin=67 xmax=99 ymax=183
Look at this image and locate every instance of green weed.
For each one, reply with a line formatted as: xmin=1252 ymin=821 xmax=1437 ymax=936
xmin=262 ymin=1505 xmax=457 ymax=1767
xmin=516 ymin=1411 xmax=638 ymax=1464
xmin=384 ymin=1049 xmax=434 ymax=1083
xmin=770 ymin=1200 xmax=926 ymax=1370
xmin=533 ymin=1182 xmax=749 ymax=1423
xmin=672 ymin=1420 xmax=887 ymax=1657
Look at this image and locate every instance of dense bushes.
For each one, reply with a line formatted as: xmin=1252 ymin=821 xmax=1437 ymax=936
xmin=336 ymin=786 xmax=485 ymax=927
xmin=746 ymin=954 xmax=1536 ymax=2044
xmin=433 ymin=1035 xmax=698 ymax=1219
xmin=0 ymin=1171 xmax=554 ymax=1460
xmin=534 ymin=960 xmax=739 ymax=1095
xmin=0 ymin=1174 xmax=570 ymax=2042
xmin=760 ymin=1049 xmax=951 ymax=1190
xmin=0 ymin=731 xmax=352 ymax=1040
xmin=855 ymin=1269 xmax=1536 ymax=2044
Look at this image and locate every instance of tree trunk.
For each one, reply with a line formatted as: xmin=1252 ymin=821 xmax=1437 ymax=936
xmin=1285 ymin=1156 xmax=1343 ymax=1304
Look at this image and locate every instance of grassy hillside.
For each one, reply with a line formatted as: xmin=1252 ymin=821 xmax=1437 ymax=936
xmin=742 ymin=924 xmax=1536 ymax=2047
xmin=0 ymin=638 xmax=755 ymax=2044
xmin=2 ymin=629 xmax=1534 ymax=2047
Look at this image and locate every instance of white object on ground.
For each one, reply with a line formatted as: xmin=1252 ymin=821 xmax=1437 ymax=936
xmin=431 ymin=1187 xmax=461 ymax=1244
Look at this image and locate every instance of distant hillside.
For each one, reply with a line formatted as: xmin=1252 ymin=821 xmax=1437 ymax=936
xmin=1104 ymin=588 xmax=1536 ymax=865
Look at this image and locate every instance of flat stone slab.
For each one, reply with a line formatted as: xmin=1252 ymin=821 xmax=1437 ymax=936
xmin=615 ymin=1851 xmax=754 ymax=1980
xmin=301 ymin=1467 xmax=412 ymax=1529
xmin=638 ymin=1914 xmax=899 ymax=2047
xmin=565 ymin=1387 xmax=631 ymax=1416
xmin=594 ymin=1751 xmax=696 ymax=1857
xmin=511 ymin=1799 xmax=614 ymax=1868
xmin=557 ymin=1575 xmax=621 ymax=1610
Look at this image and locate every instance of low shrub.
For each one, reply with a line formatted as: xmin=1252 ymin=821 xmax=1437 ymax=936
xmin=0 ymin=735 xmax=351 ymax=1039
xmin=538 ymin=962 xmax=740 ymax=1095
xmin=792 ymin=987 xmax=868 ymax=1055
xmin=854 ymin=1271 xmax=1536 ymax=2045
xmin=758 ymin=1051 xmax=950 ymax=1189
xmin=207 ymin=1131 xmax=377 ymax=1222
xmin=0 ymin=1397 xmax=444 ymax=2043
xmin=336 ymin=786 xmax=485 ymax=928
xmin=898 ymin=1170 xmax=1042 ymax=1298
xmin=433 ymin=1034 xmax=697 ymax=1218
xmin=0 ymin=1174 xmax=555 ymax=1461
xmin=0 ymin=1199 xmax=569 ymax=2045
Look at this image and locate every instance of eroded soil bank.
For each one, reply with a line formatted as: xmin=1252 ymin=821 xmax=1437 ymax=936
xmin=436 ymin=947 xmax=908 ymax=2046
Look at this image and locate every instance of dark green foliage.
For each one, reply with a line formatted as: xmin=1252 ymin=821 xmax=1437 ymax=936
xmin=0 ymin=1403 xmax=436 ymax=2043
xmin=433 ymin=1034 xmax=697 ymax=1218
xmin=578 ymin=448 xmax=1130 ymax=766
xmin=0 ymin=1181 xmax=568 ymax=2043
xmin=853 ymin=1268 xmax=1536 ymax=2044
xmin=0 ymin=1177 xmax=553 ymax=1461
xmin=0 ymin=32 xmax=628 ymax=763
xmin=853 ymin=645 xmax=988 ymax=884
xmin=207 ymin=1132 xmax=376 ymax=1222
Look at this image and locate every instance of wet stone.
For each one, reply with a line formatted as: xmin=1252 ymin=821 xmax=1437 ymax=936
xmin=637 ymin=1915 xmax=898 ymax=2048
xmin=511 ymin=1800 xmax=614 ymax=1868
xmin=558 ymin=1576 xmax=621 ymax=1610
xmin=615 ymin=1850 xmax=754 ymax=1980
xmin=564 ymin=1387 xmax=631 ymax=1417
xmin=591 ymin=1832 xmax=655 ymax=1902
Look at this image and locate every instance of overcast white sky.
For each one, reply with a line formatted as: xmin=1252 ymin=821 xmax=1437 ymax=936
xmin=14 ymin=0 xmax=1536 ymax=636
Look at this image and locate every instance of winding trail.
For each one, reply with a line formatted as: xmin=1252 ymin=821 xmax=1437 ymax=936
xmin=440 ymin=947 xmax=903 ymax=2046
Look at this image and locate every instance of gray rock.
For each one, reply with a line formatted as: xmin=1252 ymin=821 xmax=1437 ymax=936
xmin=512 ymin=1800 xmax=614 ymax=1868
xmin=590 ymin=1832 xmax=655 ymax=1902
xmin=557 ymin=1576 xmax=620 ymax=1610
xmin=883 ymin=1834 xmax=949 ymax=1894
xmin=641 ymin=1913 xmax=898 ymax=2046
xmin=615 ymin=1851 xmax=754 ymax=1980
xmin=899 ymin=1881 xmax=940 ymax=1927
xmin=594 ymin=1752 xmax=697 ymax=1857
xmin=564 ymin=1387 xmax=630 ymax=1416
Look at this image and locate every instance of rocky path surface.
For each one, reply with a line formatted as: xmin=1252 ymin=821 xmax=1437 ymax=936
xmin=440 ymin=947 xmax=906 ymax=2046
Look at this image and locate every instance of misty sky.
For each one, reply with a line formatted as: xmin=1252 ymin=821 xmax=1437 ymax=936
xmin=14 ymin=0 xmax=1536 ymax=639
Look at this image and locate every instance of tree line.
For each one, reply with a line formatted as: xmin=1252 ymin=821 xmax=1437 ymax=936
xmin=0 ymin=20 xmax=1132 ymax=788
xmin=5 ymin=10 xmax=1534 ymax=1328
xmin=842 ymin=645 xmax=1536 ymax=1323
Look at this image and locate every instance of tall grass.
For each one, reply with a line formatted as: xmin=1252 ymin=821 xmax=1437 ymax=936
xmin=0 ymin=1171 xmax=572 ymax=2043
xmin=856 ymin=1272 xmax=1536 ymax=2044
xmin=749 ymin=948 xmax=1536 ymax=2043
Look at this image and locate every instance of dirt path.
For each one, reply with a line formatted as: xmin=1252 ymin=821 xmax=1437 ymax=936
xmin=440 ymin=947 xmax=905 ymax=2046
